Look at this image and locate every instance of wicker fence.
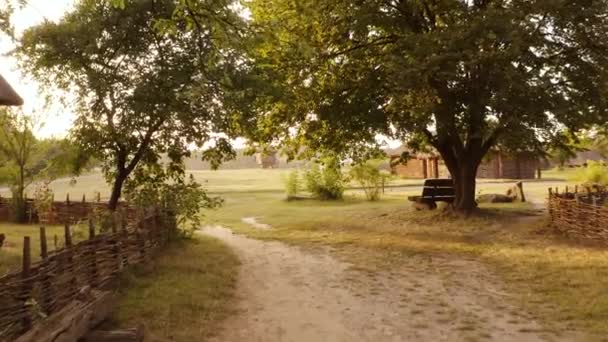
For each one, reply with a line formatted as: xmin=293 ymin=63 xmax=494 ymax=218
xmin=0 ymin=194 xmax=135 ymax=225
xmin=548 ymin=187 xmax=608 ymax=242
xmin=0 ymin=208 xmax=175 ymax=341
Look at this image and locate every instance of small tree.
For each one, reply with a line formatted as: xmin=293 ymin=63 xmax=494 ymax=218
xmin=349 ymin=160 xmax=390 ymax=201
xmin=284 ymin=169 xmax=301 ymax=199
xmin=303 ymin=155 xmax=345 ymax=200
xmin=0 ymin=109 xmax=37 ymax=222
xmin=0 ymin=109 xmax=81 ymax=222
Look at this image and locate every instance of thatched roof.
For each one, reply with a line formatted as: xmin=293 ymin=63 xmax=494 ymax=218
xmin=0 ymin=74 xmax=23 ymax=106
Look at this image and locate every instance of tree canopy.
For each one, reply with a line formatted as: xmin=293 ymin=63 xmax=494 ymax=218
xmin=17 ymin=0 xmax=245 ymax=209
xmin=242 ymin=0 xmax=608 ymax=212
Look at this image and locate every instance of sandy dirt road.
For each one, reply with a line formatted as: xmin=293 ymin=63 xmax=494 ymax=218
xmin=203 ymin=225 xmax=578 ymax=342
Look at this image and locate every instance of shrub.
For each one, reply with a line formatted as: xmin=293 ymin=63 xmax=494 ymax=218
xmin=349 ymin=160 xmax=390 ymax=201
xmin=303 ymin=156 xmax=345 ymax=200
xmin=125 ymin=172 xmax=222 ymax=239
xmin=284 ymin=170 xmax=301 ymax=199
xmin=572 ymin=160 xmax=608 ymax=186
xmin=33 ymin=181 xmax=54 ymax=224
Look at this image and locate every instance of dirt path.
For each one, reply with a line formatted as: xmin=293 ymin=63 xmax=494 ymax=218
xmin=203 ymin=226 xmax=576 ymax=342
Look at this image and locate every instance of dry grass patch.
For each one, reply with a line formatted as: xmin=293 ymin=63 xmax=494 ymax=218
xmin=110 ymin=235 xmax=240 ymax=342
xmin=209 ymin=192 xmax=608 ymax=336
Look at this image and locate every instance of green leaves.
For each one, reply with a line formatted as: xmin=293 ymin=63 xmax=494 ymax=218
xmin=17 ymin=0 xmax=247 ymax=205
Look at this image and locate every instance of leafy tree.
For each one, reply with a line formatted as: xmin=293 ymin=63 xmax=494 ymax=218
xmin=18 ymin=0 xmax=244 ymax=210
xmin=244 ymin=0 xmax=608 ymax=213
xmin=0 ymin=109 xmax=75 ymax=222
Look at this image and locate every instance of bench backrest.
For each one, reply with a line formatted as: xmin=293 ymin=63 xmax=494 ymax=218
xmin=421 ymin=179 xmax=455 ymax=198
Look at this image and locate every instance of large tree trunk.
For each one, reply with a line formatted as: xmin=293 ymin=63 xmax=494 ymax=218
xmin=450 ymin=160 xmax=479 ymax=213
xmin=108 ymin=172 xmax=127 ymax=211
xmin=435 ymin=143 xmax=484 ymax=215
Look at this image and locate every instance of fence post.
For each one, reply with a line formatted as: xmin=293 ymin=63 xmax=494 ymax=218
xmin=21 ymin=236 xmax=32 ymax=332
xmin=88 ymin=219 xmax=99 ymax=287
xmin=64 ymin=224 xmax=77 ymax=295
xmin=66 ymin=193 xmax=70 ymax=204
xmin=82 ymin=194 xmax=86 ymax=203
xmin=39 ymin=226 xmax=54 ymax=314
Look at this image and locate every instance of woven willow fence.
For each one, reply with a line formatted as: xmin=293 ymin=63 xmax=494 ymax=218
xmin=0 ymin=208 xmax=175 ymax=341
xmin=0 ymin=193 xmax=135 ymax=225
xmin=548 ymin=186 xmax=608 ymax=241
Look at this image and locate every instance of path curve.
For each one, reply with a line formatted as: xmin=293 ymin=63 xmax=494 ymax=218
xmin=203 ymin=226 xmax=576 ymax=342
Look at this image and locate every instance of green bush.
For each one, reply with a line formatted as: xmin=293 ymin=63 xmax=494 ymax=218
xmin=304 ymin=156 xmax=345 ymax=200
xmin=572 ymin=160 xmax=608 ymax=186
xmin=349 ymin=160 xmax=390 ymax=201
xmin=284 ymin=170 xmax=301 ymax=199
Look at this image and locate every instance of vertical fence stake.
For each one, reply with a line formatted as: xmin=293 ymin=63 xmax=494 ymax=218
xmin=39 ymin=226 xmax=54 ymax=314
xmin=88 ymin=219 xmax=99 ymax=287
xmin=64 ymin=224 xmax=77 ymax=296
xmin=21 ymin=236 xmax=32 ymax=332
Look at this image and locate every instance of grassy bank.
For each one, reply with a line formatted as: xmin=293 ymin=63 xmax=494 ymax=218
xmin=111 ymin=235 xmax=240 ymax=342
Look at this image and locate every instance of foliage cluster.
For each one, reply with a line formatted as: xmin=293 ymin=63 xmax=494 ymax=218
xmin=303 ymin=156 xmax=345 ymax=200
xmin=284 ymin=170 xmax=301 ymax=199
xmin=572 ymin=161 xmax=608 ymax=187
xmin=125 ymin=168 xmax=222 ymax=238
xmin=349 ymin=160 xmax=391 ymax=201
xmin=0 ymin=109 xmax=81 ymax=222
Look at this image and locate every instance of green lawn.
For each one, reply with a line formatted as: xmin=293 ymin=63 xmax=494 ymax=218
xmin=110 ymin=235 xmax=240 ymax=341
xmin=200 ymin=168 xmax=608 ymax=336
xmin=0 ymin=223 xmax=84 ymax=275
xmin=5 ymin=167 xmax=595 ymax=338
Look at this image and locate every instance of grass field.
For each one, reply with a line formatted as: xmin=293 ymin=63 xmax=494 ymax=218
xmin=0 ymin=223 xmax=90 ymax=275
xmin=110 ymin=235 xmax=240 ymax=341
xmin=197 ymin=168 xmax=608 ymax=336
xmin=4 ymin=167 xmax=599 ymax=338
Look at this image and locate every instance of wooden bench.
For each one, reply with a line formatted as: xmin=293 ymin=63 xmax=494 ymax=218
xmin=408 ymin=179 xmax=455 ymax=210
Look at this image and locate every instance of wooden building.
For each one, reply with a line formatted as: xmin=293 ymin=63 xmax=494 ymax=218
xmin=477 ymin=151 xmax=539 ymax=179
xmin=390 ymin=152 xmax=449 ymax=179
xmin=390 ymin=149 xmax=539 ymax=180
xmin=0 ymin=74 xmax=23 ymax=106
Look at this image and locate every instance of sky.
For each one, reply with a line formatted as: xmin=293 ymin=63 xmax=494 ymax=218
xmin=0 ymin=0 xmax=75 ymax=138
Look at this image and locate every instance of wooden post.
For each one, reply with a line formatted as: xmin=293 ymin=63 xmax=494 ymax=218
xmin=97 ymin=192 xmax=101 ymax=203
xmin=66 ymin=193 xmax=70 ymax=204
xmin=88 ymin=219 xmax=99 ymax=287
xmin=39 ymin=226 xmax=48 ymax=259
xmin=54 ymin=234 xmax=58 ymax=250
xmin=39 ymin=226 xmax=54 ymax=314
xmin=82 ymin=194 xmax=86 ymax=203
xmin=64 ymin=224 xmax=77 ymax=295
xmin=21 ymin=236 xmax=32 ymax=331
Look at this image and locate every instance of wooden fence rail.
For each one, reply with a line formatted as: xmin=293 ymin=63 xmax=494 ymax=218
xmin=0 ymin=208 xmax=175 ymax=341
xmin=548 ymin=187 xmax=608 ymax=242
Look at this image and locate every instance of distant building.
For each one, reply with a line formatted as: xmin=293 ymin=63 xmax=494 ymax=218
xmin=477 ymin=151 xmax=540 ymax=179
xmin=389 ymin=152 xmax=449 ymax=179
xmin=255 ymin=151 xmax=279 ymax=169
xmin=0 ymin=74 xmax=23 ymax=106
xmin=389 ymin=147 xmax=540 ymax=179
